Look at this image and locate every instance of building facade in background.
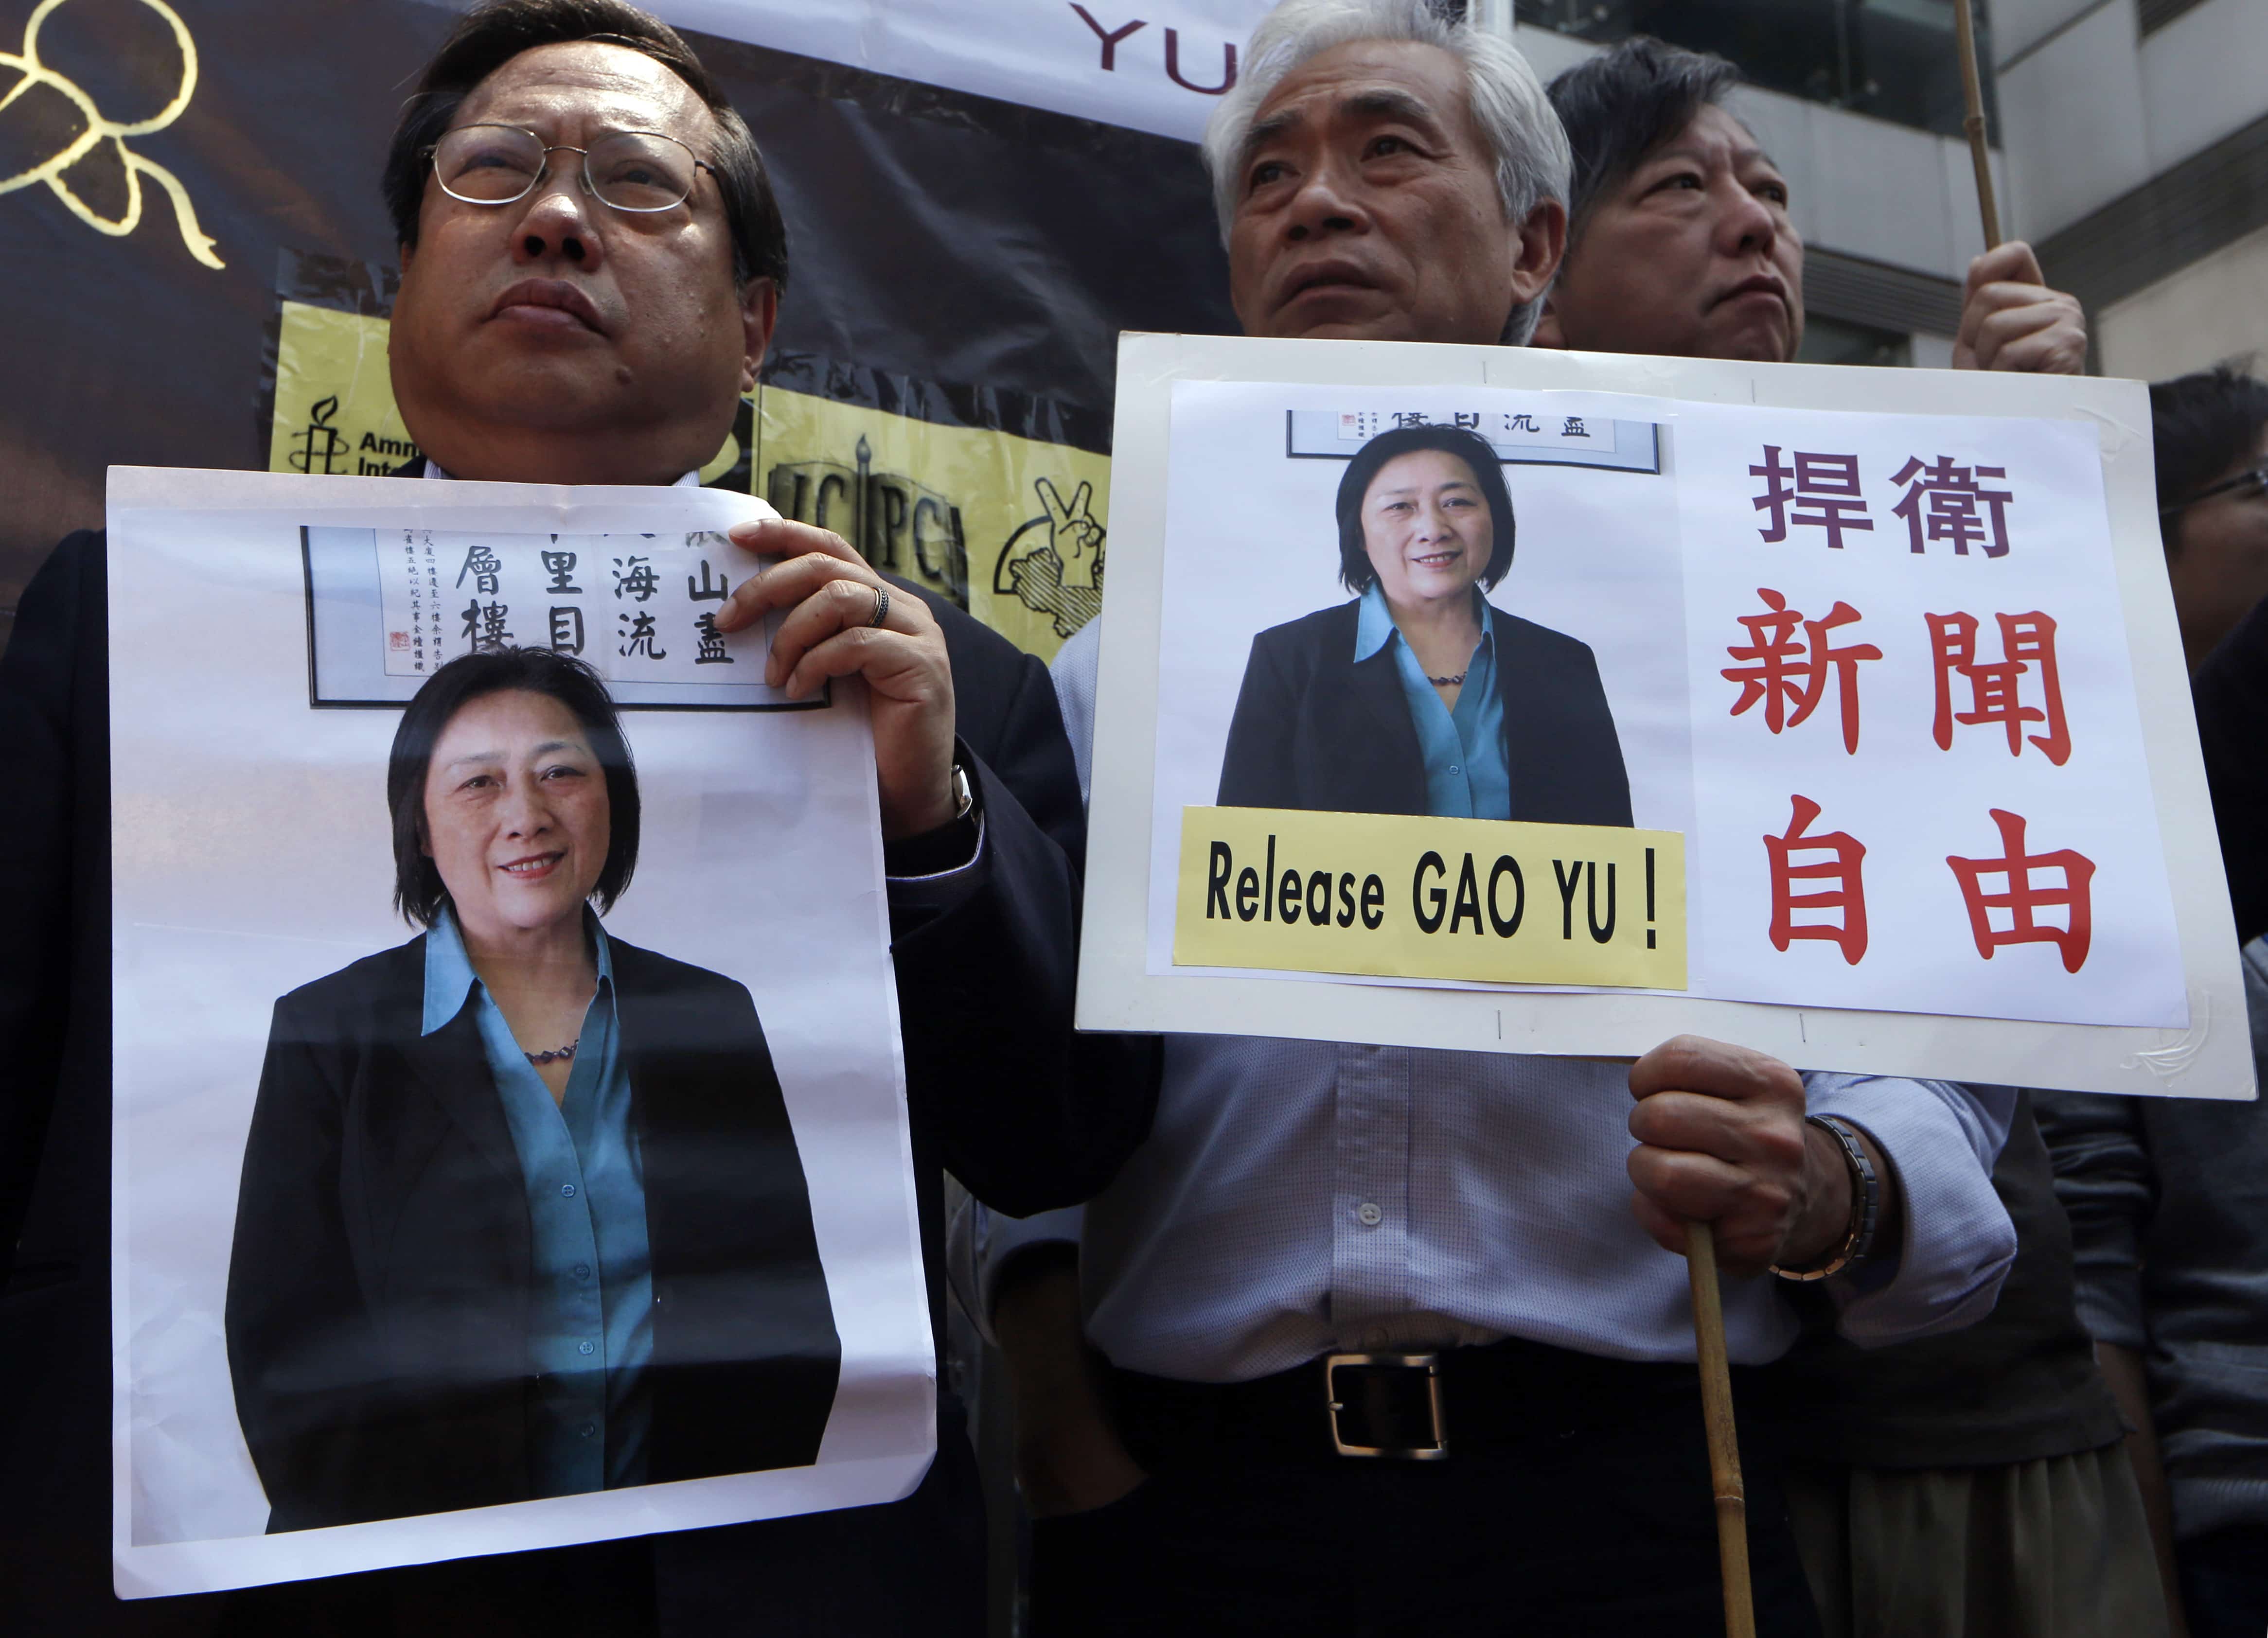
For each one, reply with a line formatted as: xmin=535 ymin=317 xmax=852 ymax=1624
xmin=1990 ymin=0 xmax=2268 ymax=382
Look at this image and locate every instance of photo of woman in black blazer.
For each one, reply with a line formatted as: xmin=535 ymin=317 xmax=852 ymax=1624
xmin=225 ymin=648 xmax=839 ymax=1533
xmin=1218 ymin=423 xmax=1633 ymax=827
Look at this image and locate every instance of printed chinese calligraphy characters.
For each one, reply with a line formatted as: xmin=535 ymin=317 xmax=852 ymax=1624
xmin=613 ymin=555 xmax=662 ymax=602
xmin=1927 ymin=610 xmax=2072 ymax=765
xmin=376 ymin=529 xmax=763 ymax=686
xmin=1751 ymin=446 xmax=1875 ymax=550
xmin=1892 ymin=456 xmax=2014 ymax=557
xmin=1763 ymin=795 xmax=1869 ymax=965
xmin=619 ymin=610 xmax=665 ymax=660
xmin=1946 ymin=809 xmax=2096 ymax=973
xmin=457 ymin=543 xmax=502 ymax=595
xmin=461 ymin=599 xmax=513 ymax=652
xmin=1723 ymin=588 xmax=1882 ymax=753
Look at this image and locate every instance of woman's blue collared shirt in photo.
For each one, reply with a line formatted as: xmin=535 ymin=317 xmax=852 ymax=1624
xmin=423 ymin=906 xmax=652 ymax=1497
xmin=1356 ymin=581 xmax=1511 ymax=821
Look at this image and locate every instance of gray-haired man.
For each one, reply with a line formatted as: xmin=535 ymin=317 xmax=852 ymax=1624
xmin=969 ymin=3 xmax=2018 ymax=1632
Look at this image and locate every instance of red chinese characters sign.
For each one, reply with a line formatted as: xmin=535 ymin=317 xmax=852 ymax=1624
xmin=1675 ymin=407 xmax=2176 ymax=1031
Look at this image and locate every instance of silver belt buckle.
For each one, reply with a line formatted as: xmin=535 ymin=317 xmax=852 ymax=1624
xmin=1324 ymin=1351 xmax=1449 ymax=1460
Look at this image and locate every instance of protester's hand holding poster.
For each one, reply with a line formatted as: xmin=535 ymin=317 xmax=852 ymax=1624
xmin=1078 ymin=335 xmax=2252 ymax=1100
xmin=107 ymin=469 xmax=932 ymax=1597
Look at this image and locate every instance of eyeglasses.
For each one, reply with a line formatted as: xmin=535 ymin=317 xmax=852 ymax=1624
xmin=425 ymin=123 xmax=713 ymax=213
xmin=2160 ymin=461 xmax=2268 ymax=516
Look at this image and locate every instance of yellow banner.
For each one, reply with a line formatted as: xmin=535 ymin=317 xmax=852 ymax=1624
xmin=1174 ymin=807 xmax=1687 ymax=989
xmin=756 ymin=387 xmax=1108 ymax=663
xmin=263 ymin=296 xmax=1103 ymax=665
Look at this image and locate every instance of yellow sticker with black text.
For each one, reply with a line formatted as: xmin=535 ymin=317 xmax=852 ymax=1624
xmin=1175 ymin=807 xmax=1686 ymax=989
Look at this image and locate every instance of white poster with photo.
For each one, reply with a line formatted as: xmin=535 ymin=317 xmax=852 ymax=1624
xmin=107 ymin=468 xmax=933 ymax=1598
xmin=1079 ymin=335 xmax=2251 ymax=1101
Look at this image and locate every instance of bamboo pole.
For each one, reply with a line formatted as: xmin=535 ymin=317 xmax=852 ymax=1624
xmin=1952 ymin=0 xmax=2003 ymax=248
xmin=1686 ymin=1219 xmax=1756 ymax=1638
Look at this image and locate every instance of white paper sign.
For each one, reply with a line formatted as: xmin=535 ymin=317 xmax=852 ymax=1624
xmin=1079 ymin=335 xmax=2252 ymax=1101
xmin=107 ymin=469 xmax=934 ymax=1597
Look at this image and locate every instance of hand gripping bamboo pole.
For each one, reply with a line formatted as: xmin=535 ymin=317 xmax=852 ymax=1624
xmin=1687 ymin=1220 xmax=1756 ymax=1638
xmin=1953 ymin=0 xmax=2003 ymax=248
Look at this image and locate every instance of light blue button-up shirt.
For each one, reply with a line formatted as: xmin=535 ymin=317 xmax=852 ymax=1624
xmin=423 ymin=907 xmax=652 ymax=1495
xmin=1355 ymin=582 xmax=1511 ymax=821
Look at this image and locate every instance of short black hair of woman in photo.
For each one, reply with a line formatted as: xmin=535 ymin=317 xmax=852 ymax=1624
xmin=1335 ymin=423 xmax=1519 ymax=595
xmin=381 ymin=0 xmax=790 ymax=294
xmin=387 ymin=647 xmax=643 ymax=926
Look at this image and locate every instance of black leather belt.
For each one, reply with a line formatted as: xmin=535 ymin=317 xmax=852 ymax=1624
xmin=1105 ymin=1334 xmax=1733 ymax=1467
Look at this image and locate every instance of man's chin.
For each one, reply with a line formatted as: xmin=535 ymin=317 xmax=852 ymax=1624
xmin=1700 ymin=316 xmax=1796 ymax=365
xmin=1268 ymin=293 xmax=1410 ymax=343
xmin=451 ymin=363 xmax=642 ymax=433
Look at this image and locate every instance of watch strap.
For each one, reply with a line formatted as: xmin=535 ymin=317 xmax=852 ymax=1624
xmin=1770 ymin=1114 xmax=1879 ymax=1282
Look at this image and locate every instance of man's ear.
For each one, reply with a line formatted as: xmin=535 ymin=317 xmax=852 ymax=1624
xmin=739 ymin=277 xmax=779 ymax=395
xmin=1508 ymin=197 xmax=1567 ymax=309
xmin=1530 ymin=299 xmax=1567 ymax=350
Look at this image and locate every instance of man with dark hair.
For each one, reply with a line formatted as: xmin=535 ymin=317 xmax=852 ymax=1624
xmin=2034 ymin=363 xmax=2268 ymax=1638
xmin=2149 ymin=364 xmax=2268 ymax=675
xmin=2174 ymin=368 xmax=2268 ymax=950
xmin=379 ymin=0 xmax=789 ymax=295
xmin=1538 ymin=36 xmax=2170 ymax=1638
xmin=1536 ymin=35 xmax=2087 ymax=375
xmin=0 ymin=1 xmax=1151 ymax=1632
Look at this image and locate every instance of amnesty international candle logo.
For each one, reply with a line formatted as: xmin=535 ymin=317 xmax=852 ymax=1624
xmin=1174 ymin=808 xmax=1687 ymax=990
xmin=0 ymin=0 xmax=223 ymax=269
xmin=288 ymin=395 xmax=359 ymax=476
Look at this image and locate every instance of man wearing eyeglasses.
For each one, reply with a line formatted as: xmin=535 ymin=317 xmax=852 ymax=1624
xmin=0 ymin=2 xmax=1152 ymax=1635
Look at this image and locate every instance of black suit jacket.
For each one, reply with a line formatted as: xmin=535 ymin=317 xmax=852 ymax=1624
xmin=226 ymin=936 xmax=838 ymax=1533
xmin=0 ymin=527 xmax=1156 ymax=1634
xmin=1217 ymin=599 xmax=1634 ymax=827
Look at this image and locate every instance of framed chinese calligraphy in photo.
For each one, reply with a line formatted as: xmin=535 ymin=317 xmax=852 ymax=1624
xmin=1076 ymin=334 xmax=2252 ymax=1101
xmin=301 ymin=523 xmax=806 ymax=708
